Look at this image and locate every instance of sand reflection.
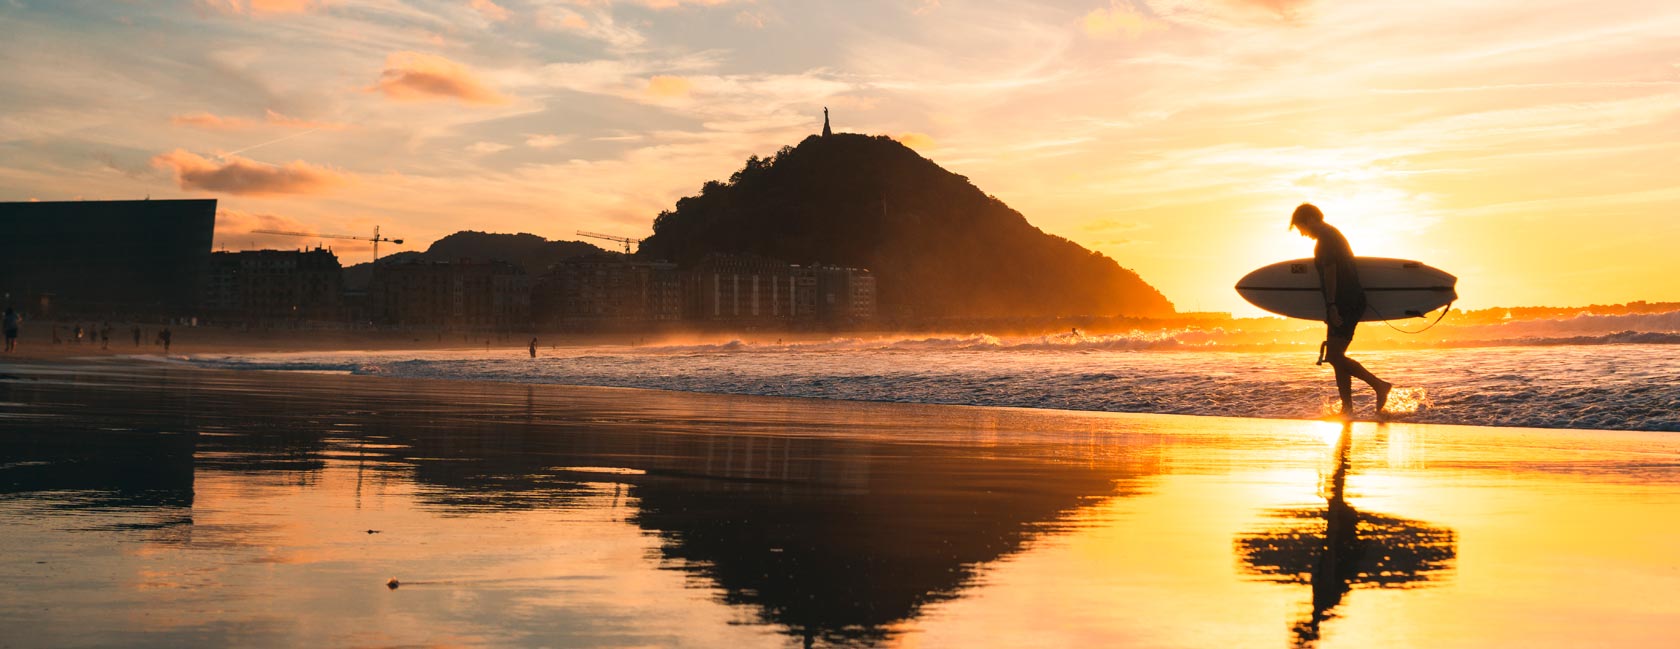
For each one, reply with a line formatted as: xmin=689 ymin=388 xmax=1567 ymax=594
xmin=1235 ymin=423 xmax=1457 ymax=646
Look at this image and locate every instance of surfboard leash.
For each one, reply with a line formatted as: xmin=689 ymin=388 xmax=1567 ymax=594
xmin=1370 ymin=300 xmax=1454 ymax=334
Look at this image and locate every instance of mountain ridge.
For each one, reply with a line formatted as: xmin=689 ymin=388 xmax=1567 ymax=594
xmin=637 ymin=133 xmax=1174 ymax=318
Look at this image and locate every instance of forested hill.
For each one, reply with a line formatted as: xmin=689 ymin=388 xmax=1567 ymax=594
xmin=343 ymin=231 xmax=606 ymax=289
xmin=637 ymin=133 xmax=1174 ymax=318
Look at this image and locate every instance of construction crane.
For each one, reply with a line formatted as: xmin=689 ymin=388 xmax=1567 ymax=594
xmin=576 ymin=230 xmax=641 ymax=254
xmin=252 ymin=225 xmax=404 ymax=263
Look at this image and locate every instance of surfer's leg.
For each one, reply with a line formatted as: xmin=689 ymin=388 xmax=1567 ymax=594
xmin=1327 ymin=338 xmax=1392 ymax=413
xmin=1325 ymin=338 xmax=1356 ymax=416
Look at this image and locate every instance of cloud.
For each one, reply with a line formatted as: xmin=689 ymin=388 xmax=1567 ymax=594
xmin=894 ymin=132 xmax=936 ymax=150
xmin=151 ymin=149 xmax=348 ymax=196
xmin=172 ymin=112 xmax=253 ymax=130
xmin=734 ymin=10 xmax=770 ymax=29
xmin=370 ymin=52 xmax=508 ymax=105
xmin=469 ymin=0 xmax=509 ymax=22
xmin=214 ymin=208 xmax=309 ymax=235
xmin=199 ymin=0 xmax=318 ymax=16
xmin=468 ymin=141 xmax=512 ymax=155
xmin=645 ymin=75 xmax=694 ymax=98
xmin=215 ymin=210 xmax=379 ymax=252
xmin=1228 ymin=0 xmax=1312 ymax=18
xmin=912 ymin=0 xmax=941 ymax=16
xmin=525 ymin=134 xmax=571 ymax=149
xmin=1082 ymin=2 xmax=1165 ymax=39
xmin=637 ymin=0 xmax=737 ymax=8
xmin=558 ymin=13 xmax=590 ymax=30
xmin=262 ymin=109 xmax=347 ymax=130
xmin=172 ymin=110 xmax=346 ymax=130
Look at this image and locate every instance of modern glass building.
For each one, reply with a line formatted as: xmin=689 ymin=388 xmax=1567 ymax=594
xmin=0 ymin=199 xmax=216 ymax=318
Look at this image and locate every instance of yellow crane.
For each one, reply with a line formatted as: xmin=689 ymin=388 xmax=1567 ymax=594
xmin=576 ymin=230 xmax=641 ymax=254
xmin=252 ymin=225 xmax=405 ymax=264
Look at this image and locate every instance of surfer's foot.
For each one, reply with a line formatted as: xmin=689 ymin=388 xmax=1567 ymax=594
xmin=1374 ymin=380 xmax=1393 ymax=414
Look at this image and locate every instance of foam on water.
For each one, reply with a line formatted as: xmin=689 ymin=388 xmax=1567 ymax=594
xmin=183 ymin=336 xmax=1680 ymax=432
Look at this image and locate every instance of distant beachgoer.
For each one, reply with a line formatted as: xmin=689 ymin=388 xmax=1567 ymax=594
xmin=133 ymin=325 xmax=142 ymax=347
xmin=100 ymin=322 xmax=111 ymax=350
xmin=1291 ymin=203 xmax=1391 ymax=418
xmin=73 ymin=324 xmax=84 ymax=345
xmin=529 ymin=337 xmax=538 ymax=358
xmin=3 ymin=307 xmax=20 ymax=352
xmin=159 ymin=327 xmax=172 ymax=354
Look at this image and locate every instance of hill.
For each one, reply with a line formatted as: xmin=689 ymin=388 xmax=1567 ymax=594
xmin=343 ymin=231 xmax=606 ymax=289
xmin=637 ymin=133 xmax=1174 ymax=319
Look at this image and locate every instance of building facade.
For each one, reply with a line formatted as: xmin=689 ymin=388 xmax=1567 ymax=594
xmin=678 ymin=254 xmax=876 ymax=328
xmin=205 ymin=248 xmax=343 ymax=323
xmin=534 ymin=254 xmax=680 ymax=328
xmin=369 ymin=259 xmax=530 ymax=329
xmin=798 ymin=264 xmax=877 ymax=325
xmin=0 ymin=199 xmax=215 ymax=318
xmin=683 ymin=254 xmax=801 ymax=325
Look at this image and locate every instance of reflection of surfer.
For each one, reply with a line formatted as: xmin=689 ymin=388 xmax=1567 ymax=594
xmin=1297 ymin=423 xmax=1357 ymax=646
xmin=1290 ymin=204 xmax=1391 ymax=418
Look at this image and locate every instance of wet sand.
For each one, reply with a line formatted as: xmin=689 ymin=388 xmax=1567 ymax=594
xmin=1 ymin=359 xmax=1678 ymax=648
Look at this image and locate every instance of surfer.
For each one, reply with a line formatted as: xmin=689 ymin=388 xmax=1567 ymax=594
xmin=1290 ymin=204 xmax=1392 ymax=418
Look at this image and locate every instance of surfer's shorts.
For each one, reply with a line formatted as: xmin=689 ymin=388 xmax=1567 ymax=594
xmin=1327 ymin=301 xmax=1363 ymax=341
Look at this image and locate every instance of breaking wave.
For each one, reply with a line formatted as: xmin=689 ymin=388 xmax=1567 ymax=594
xmin=183 ymin=339 xmax=1680 ymax=433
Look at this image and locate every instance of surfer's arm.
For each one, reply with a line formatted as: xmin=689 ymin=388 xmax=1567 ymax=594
xmin=1321 ymin=262 xmax=1342 ymax=325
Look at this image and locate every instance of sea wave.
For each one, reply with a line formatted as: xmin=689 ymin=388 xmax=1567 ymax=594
xmin=182 ymin=341 xmax=1680 ymax=433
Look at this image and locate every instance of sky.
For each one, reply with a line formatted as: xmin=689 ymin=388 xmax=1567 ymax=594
xmin=2 ymin=0 xmax=1678 ymax=315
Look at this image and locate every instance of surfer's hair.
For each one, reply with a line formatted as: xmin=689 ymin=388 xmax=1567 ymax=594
xmin=1290 ymin=203 xmax=1324 ymax=230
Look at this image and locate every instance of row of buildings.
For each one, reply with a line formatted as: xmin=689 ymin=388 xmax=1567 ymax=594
xmin=2 ymin=198 xmax=876 ymax=330
xmin=208 ymin=250 xmax=875 ymax=330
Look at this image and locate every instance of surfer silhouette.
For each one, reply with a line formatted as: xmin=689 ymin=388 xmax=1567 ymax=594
xmin=1290 ymin=204 xmax=1391 ymax=418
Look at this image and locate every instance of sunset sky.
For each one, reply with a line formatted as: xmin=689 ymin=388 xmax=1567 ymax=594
xmin=2 ymin=0 xmax=1678 ymax=315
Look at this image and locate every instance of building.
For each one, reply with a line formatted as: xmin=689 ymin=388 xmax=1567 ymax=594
xmin=205 ymin=248 xmax=344 ymax=323
xmin=797 ymin=264 xmax=877 ymax=325
xmin=683 ymin=254 xmax=801 ymax=325
xmin=369 ymin=259 xmax=530 ymax=329
xmin=0 ymin=199 xmax=215 ymax=318
xmin=678 ymin=254 xmax=876 ymax=328
xmin=534 ymin=254 xmax=680 ymax=328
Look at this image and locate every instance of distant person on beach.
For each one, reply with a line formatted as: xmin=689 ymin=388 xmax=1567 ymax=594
xmin=3 ymin=307 xmax=20 ymax=352
xmin=132 ymin=325 xmax=141 ymax=347
xmin=529 ymin=337 xmax=538 ymax=358
xmin=100 ymin=322 xmax=111 ymax=350
xmin=159 ymin=327 xmax=172 ymax=354
xmin=1290 ymin=203 xmax=1391 ymax=418
xmin=73 ymin=324 xmax=84 ymax=345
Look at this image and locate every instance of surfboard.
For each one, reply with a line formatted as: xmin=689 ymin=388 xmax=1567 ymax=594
xmin=1235 ymin=257 xmax=1457 ymax=322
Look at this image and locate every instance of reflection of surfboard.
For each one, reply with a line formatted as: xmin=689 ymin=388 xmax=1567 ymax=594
xmin=1236 ymin=257 xmax=1457 ymax=322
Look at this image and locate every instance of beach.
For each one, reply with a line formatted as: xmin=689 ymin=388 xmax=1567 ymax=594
xmin=2 ymin=357 xmax=1678 ymax=648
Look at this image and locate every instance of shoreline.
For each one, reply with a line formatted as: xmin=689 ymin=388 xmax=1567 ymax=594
xmin=6 ymin=354 xmax=1677 ymax=446
xmin=4 ymin=353 xmax=1678 ymax=647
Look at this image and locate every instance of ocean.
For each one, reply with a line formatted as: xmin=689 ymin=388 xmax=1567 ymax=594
xmin=177 ymin=309 xmax=1680 ymax=432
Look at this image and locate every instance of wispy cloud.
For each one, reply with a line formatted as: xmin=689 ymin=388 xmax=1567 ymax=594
xmin=1082 ymin=2 xmax=1165 ymax=39
xmin=468 ymin=141 xmax=512 ymax=155
xmin=469 ymin=0 xmax=510 ymax=22
xmin=645 ymin=75 xmax=694 ymax=99
xmin=171 ymin=110 xmax=345 ymax=131
xmin=894 ymin=132 xmax=935 ymax=150
xmin=370 ymin=52 xmax=509 ymax=104
xmin=151 ymin=149 xmax=348 ymax=196
xmin=525 ymin=134 xmax=571 ymax=149
xmin=199 ymin=0 xmax=319 ymax=17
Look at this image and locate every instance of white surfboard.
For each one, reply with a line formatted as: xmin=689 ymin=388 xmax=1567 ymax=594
xmin=1235 ymin=257 xmax=1457 ymax=322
